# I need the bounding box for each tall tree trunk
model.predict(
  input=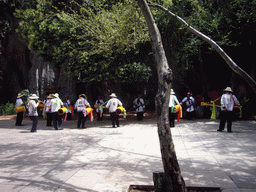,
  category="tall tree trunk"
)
[137,0,187,191]
[149,2,256,95]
